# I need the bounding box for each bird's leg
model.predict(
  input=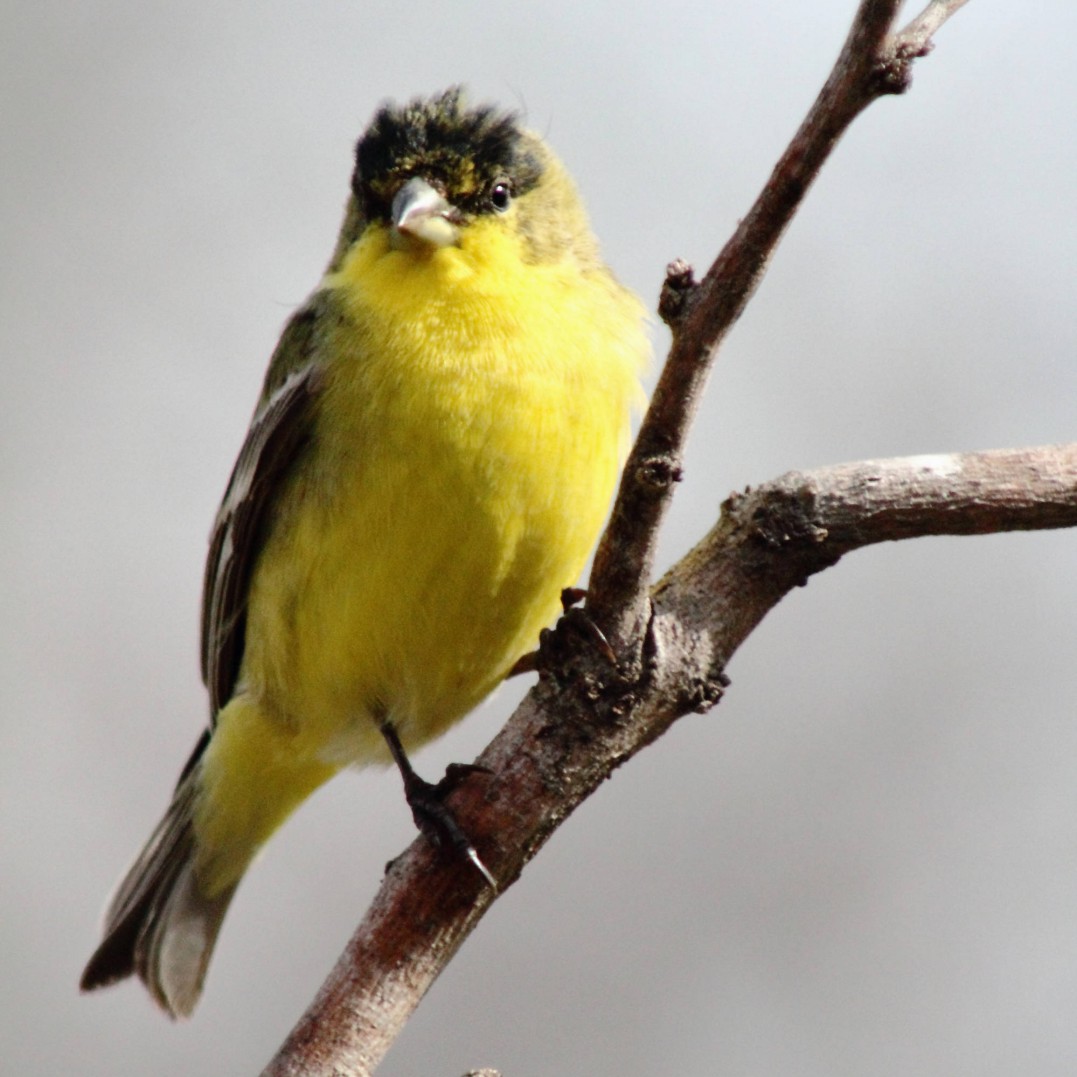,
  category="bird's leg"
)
[379,719,496,890]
